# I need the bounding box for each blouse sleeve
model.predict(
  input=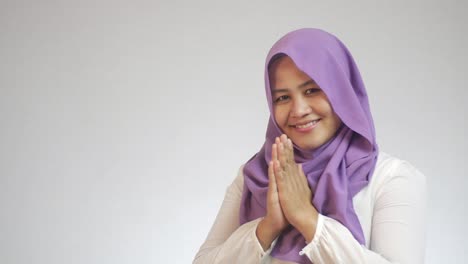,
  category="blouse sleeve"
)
[193,165,272,264]
[299,160,427,264]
